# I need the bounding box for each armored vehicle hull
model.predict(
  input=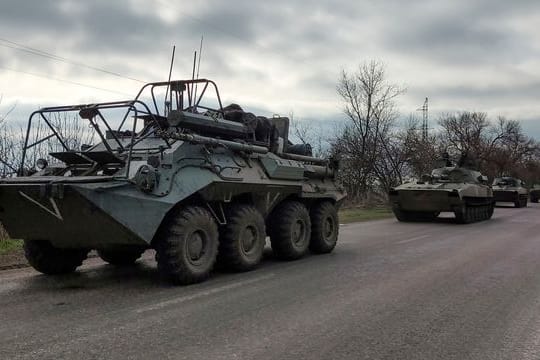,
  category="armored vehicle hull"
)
[492,177,528,207]
[0,79,345,284]
[389,166,494,223]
